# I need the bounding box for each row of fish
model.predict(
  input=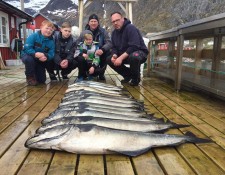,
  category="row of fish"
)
[25,81,211,157]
